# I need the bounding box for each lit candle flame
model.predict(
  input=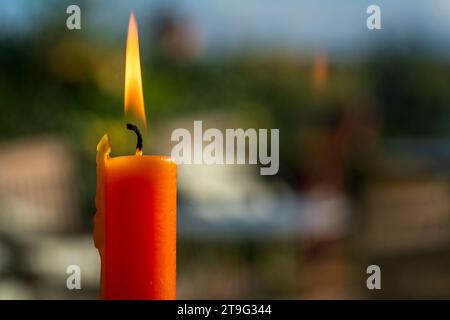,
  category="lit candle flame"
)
[124,12,147,129]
